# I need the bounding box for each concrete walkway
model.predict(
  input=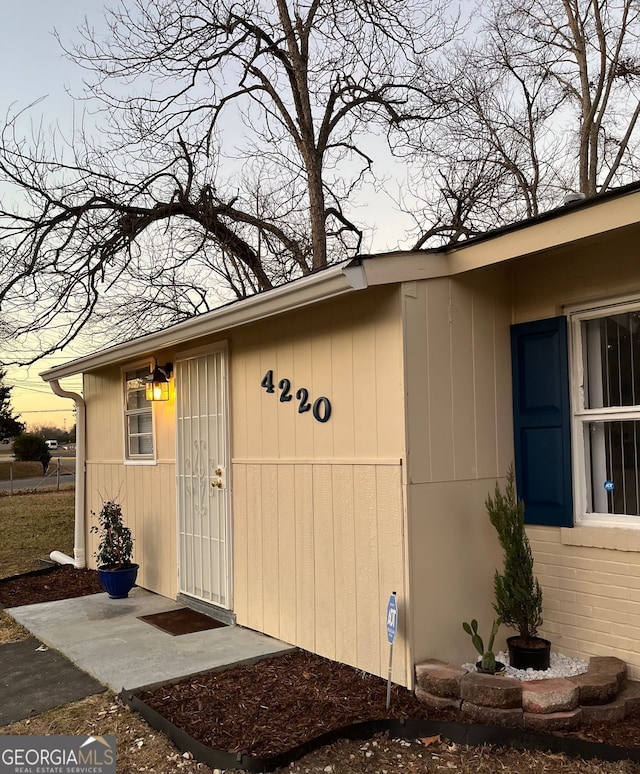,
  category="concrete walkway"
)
[1,637,104,725]
[9,588,293,692]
